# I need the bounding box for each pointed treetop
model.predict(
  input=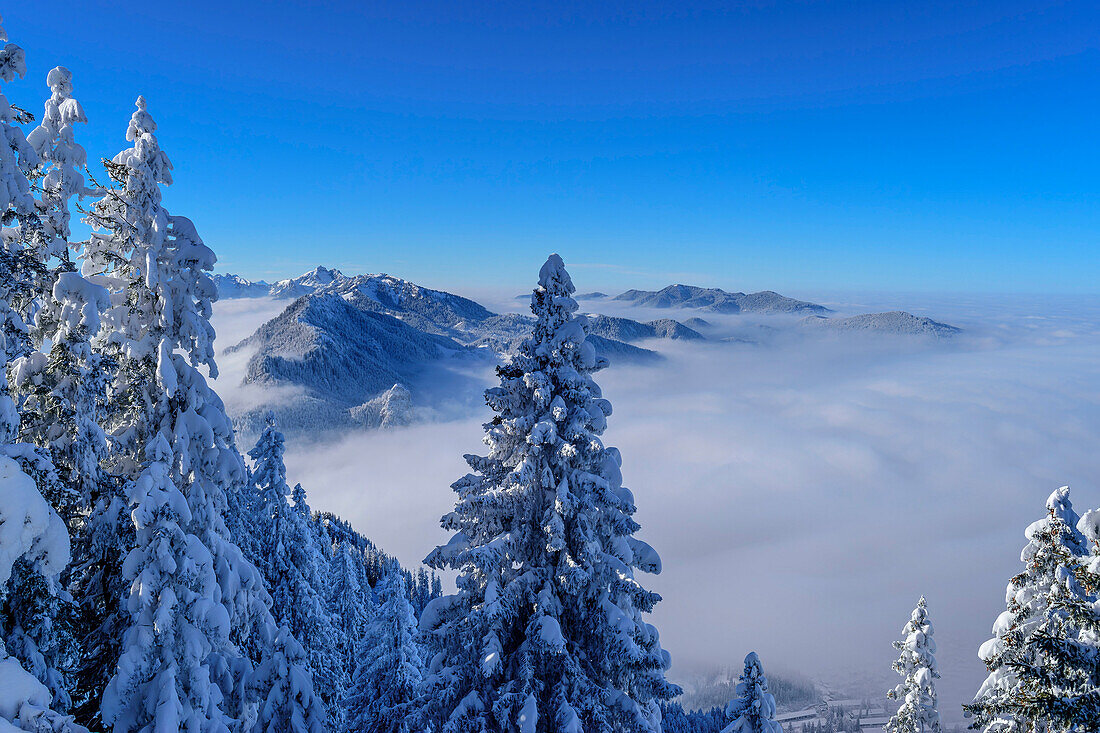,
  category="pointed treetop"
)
[538,253,573,292]
[1046,485,1078,523]
[530,252,579,319]
[1026,485,1086,556]
[126,95,156,141]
